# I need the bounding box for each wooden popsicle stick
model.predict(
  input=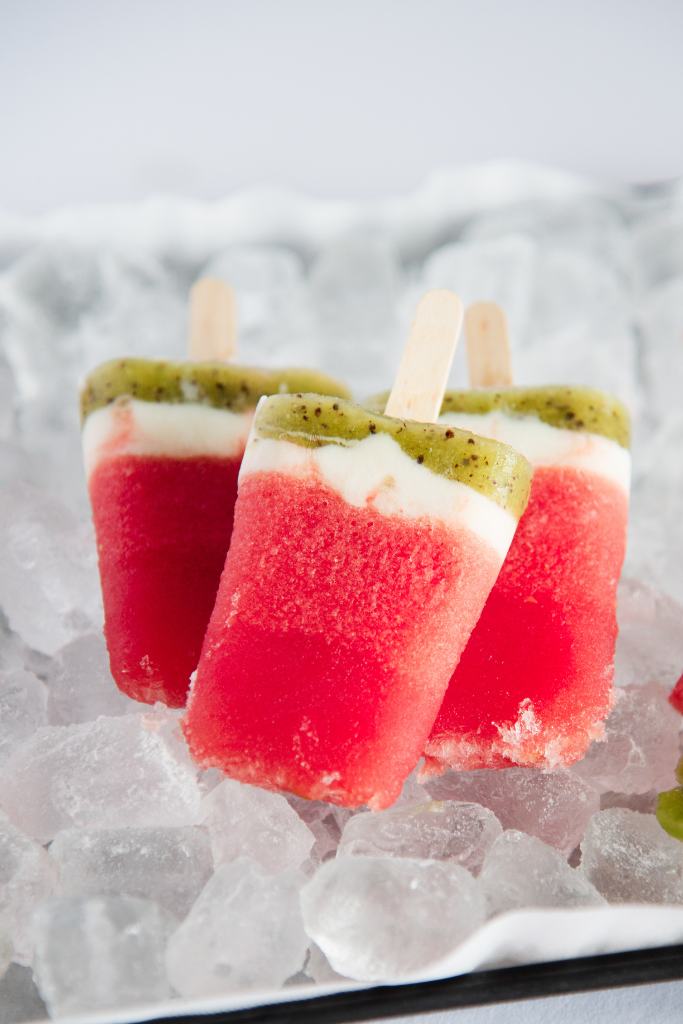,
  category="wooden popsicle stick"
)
[188,277,238,362]
[384,289,463,423]
[465,301,513,388]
